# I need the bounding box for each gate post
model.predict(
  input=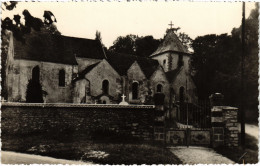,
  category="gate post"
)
[210,93,224,148]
